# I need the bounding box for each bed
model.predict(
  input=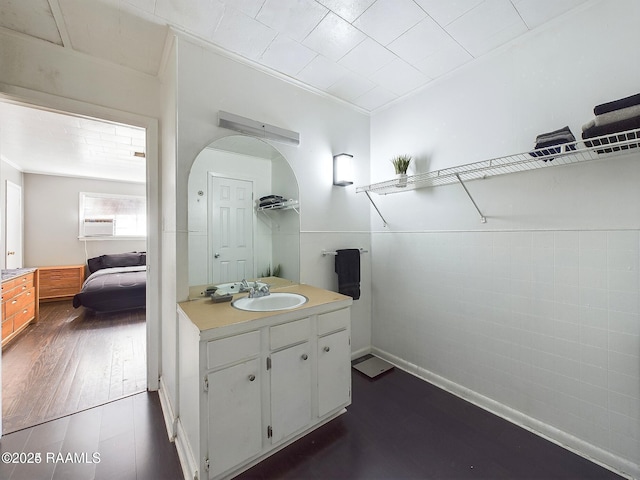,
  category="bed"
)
[72,252,146,312]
